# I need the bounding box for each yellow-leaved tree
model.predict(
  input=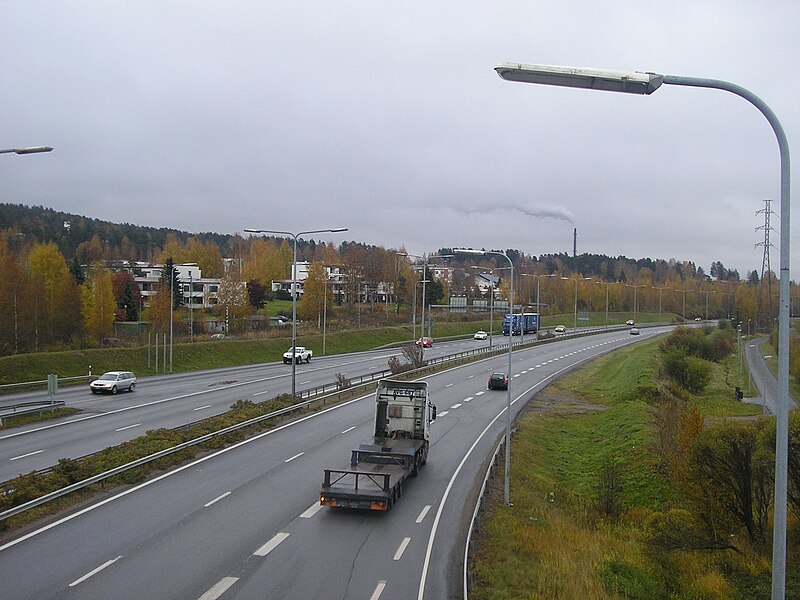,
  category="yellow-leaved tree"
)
[81,262,116,343]
[298,262,327,322]
[27,241,82,349]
